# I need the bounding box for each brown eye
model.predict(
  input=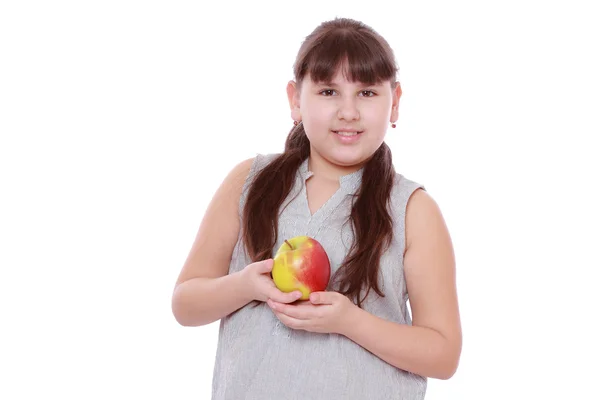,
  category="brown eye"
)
[360,90,375,97]
[320,89,335,96]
